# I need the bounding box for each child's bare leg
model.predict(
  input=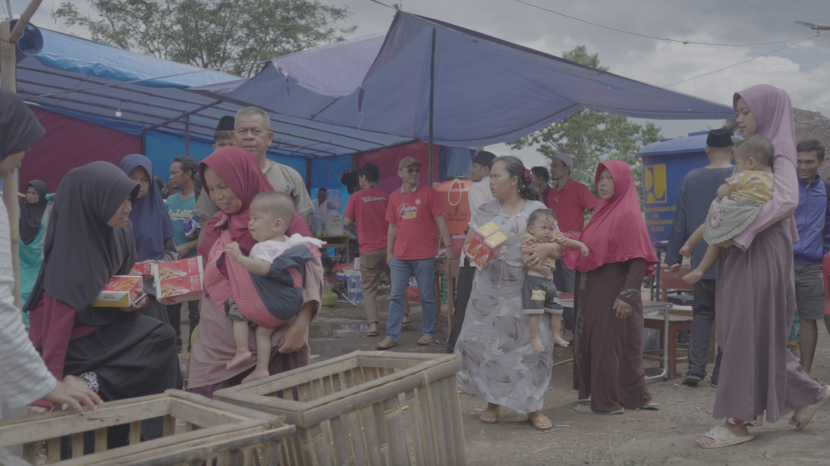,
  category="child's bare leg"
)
[226,320,252,370]
[680,224,706,258]
[242,326,274,383]
[683,244,721,284]
[528,314,545,352]
[550,313,569,347]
